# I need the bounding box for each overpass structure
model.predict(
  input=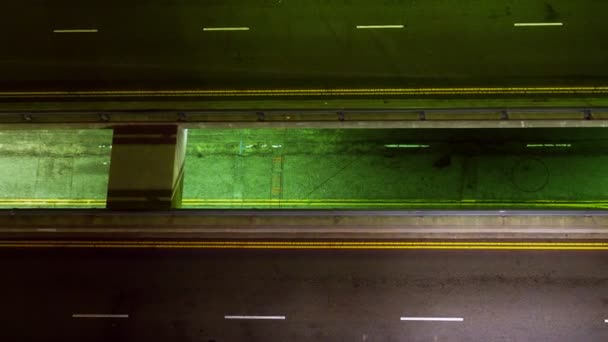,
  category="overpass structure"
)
[2,0,608,340]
